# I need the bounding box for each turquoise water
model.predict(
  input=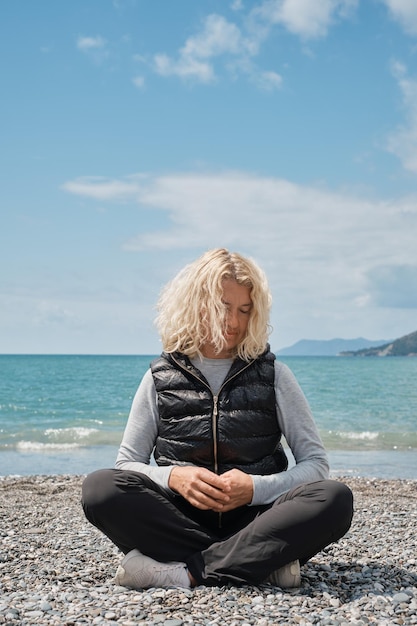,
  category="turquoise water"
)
[1,354,416,478]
